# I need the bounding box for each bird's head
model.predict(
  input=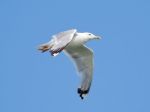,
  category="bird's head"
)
[84,32,102,40]
[76,32,102,44]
